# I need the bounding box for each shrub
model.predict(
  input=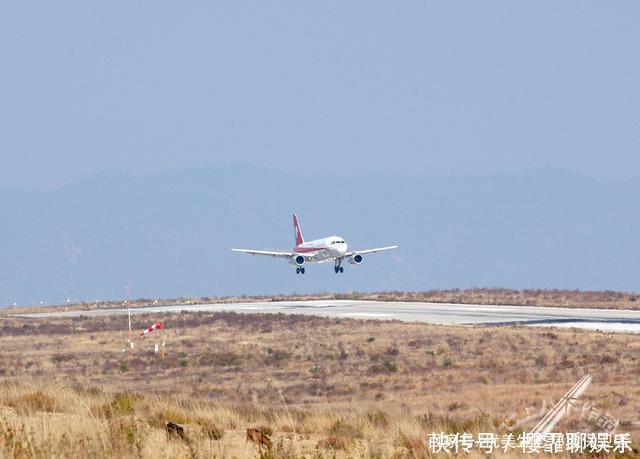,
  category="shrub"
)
[51,353,75,364]
[10,391,56,414]
[447,401,467,412]
[147,407,190,429]
[399,433,428,457]
[383,360,398,372]
[271,351,290,361]
[418,412,491,434]
[264,350,291,365]
[107,417,145,455]
[197,418,224,440]
[318,419,363,450]
[111,393,136,416]
[198,352,242,367]
[365,409,389,427]
[385,346,400,356]
[535,355,547,368]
